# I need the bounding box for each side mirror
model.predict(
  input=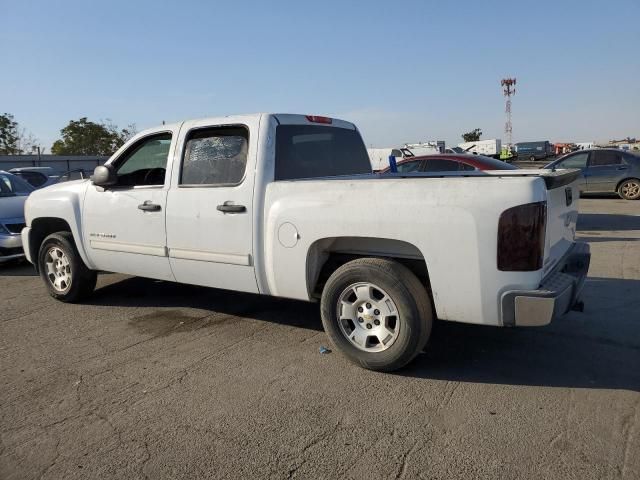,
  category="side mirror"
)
[91,165,117,187]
